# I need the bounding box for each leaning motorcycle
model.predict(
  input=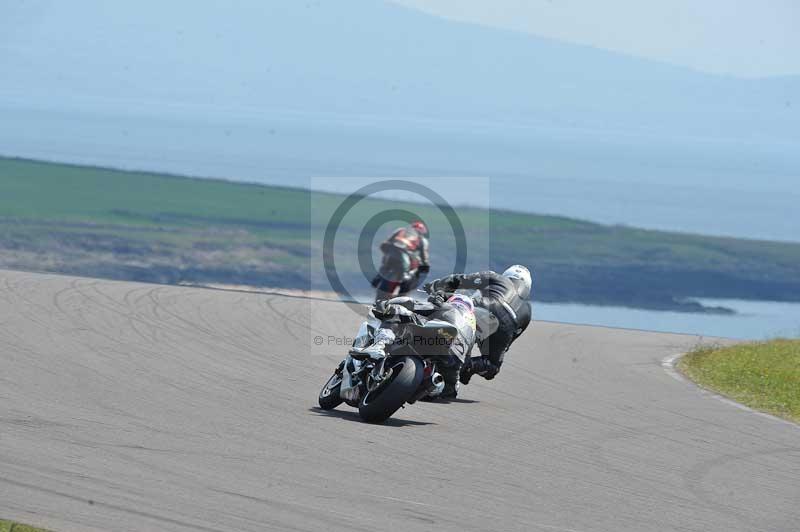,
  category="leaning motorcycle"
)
[317,304,458,423]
